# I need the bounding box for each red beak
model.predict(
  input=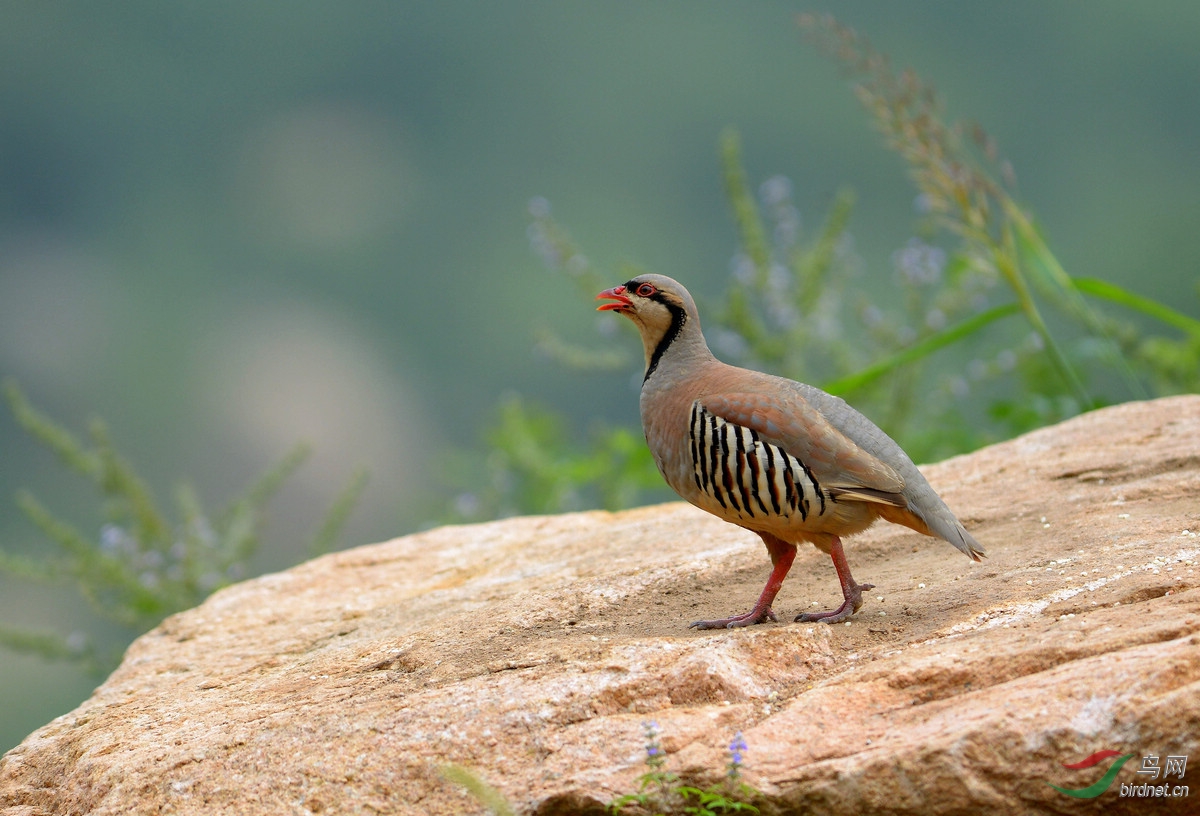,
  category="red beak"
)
[596,285,633,313]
